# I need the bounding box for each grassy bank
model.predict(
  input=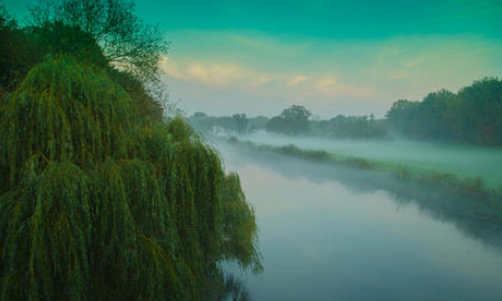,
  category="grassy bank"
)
[227,137,502,222]
[242,133,502,188]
